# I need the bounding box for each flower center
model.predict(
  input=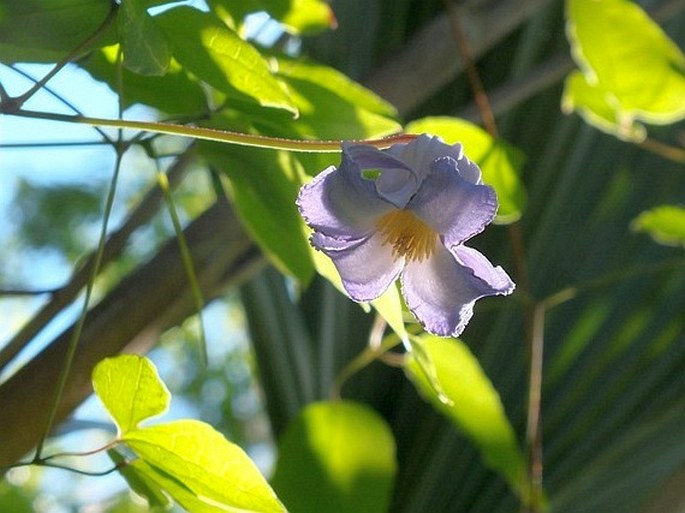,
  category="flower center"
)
[376,210,437,262]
